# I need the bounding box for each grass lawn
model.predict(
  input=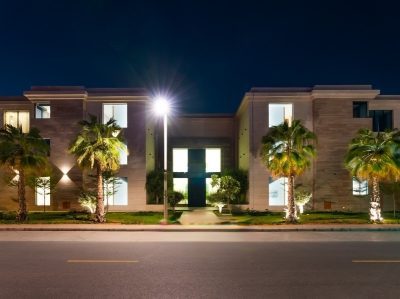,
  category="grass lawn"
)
[0,211,182,224]
[216,211,400,225]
